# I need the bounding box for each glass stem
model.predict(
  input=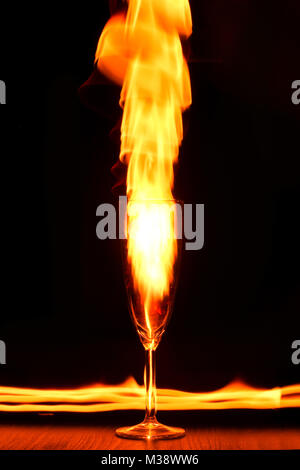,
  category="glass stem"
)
[144,347,157,423]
